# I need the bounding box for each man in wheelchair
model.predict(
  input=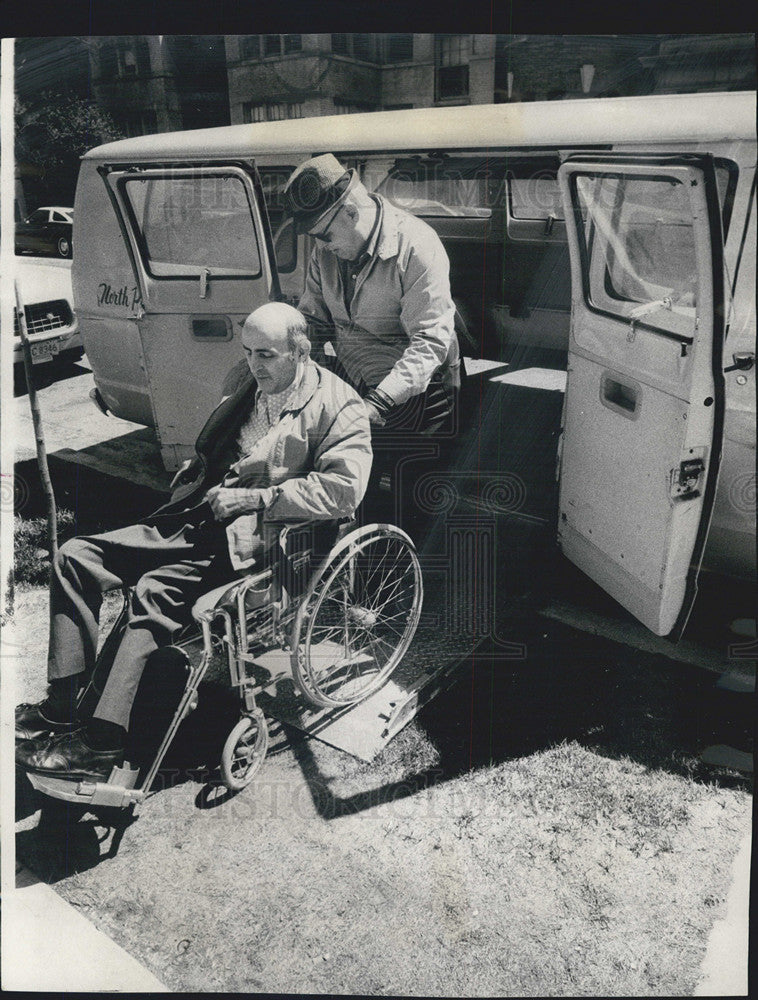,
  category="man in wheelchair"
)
[16,302,373,782]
